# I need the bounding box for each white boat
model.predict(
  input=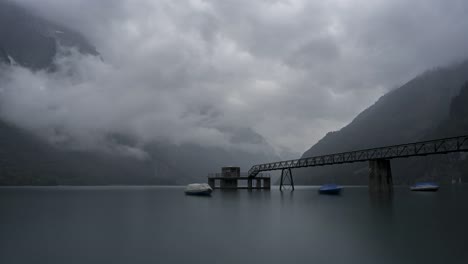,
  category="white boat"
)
[184,183,213,196]
[410,182,439,192]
